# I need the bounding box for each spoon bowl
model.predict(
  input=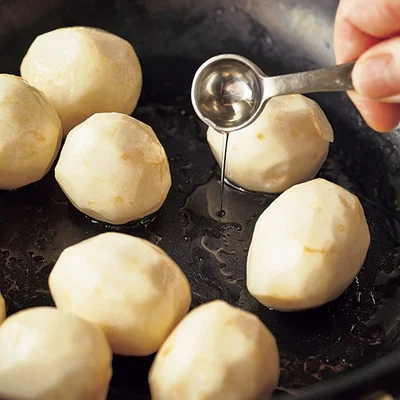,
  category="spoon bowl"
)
[191,55,265,132]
